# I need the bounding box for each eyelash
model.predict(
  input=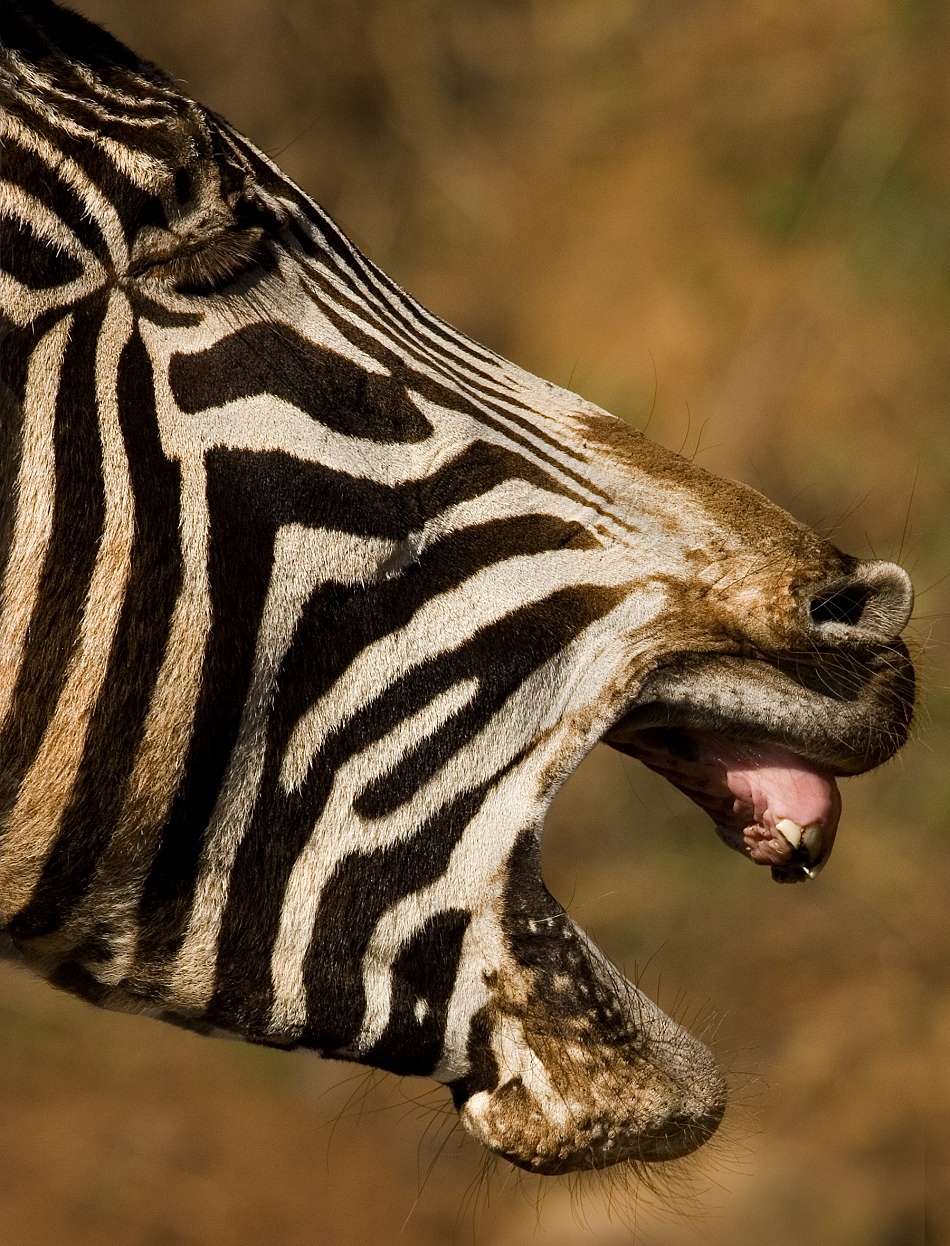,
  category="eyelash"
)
[129,225,268,294]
